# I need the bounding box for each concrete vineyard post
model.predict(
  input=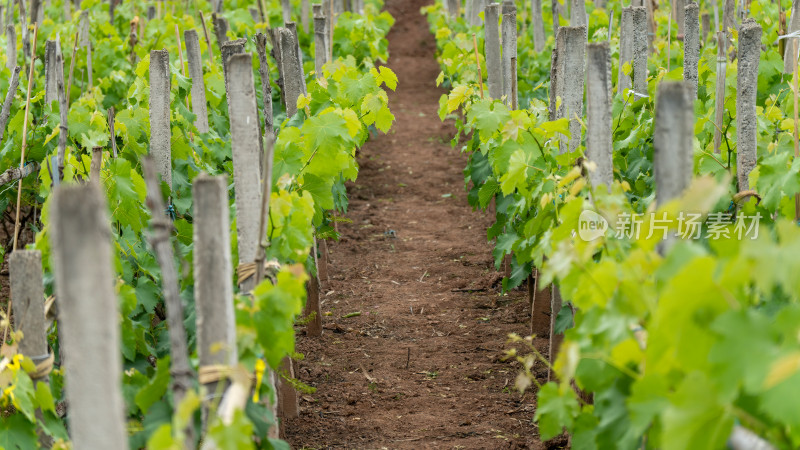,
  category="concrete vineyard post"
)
[786,0,800,74]
[303,269,323,337]
[471,0,486,26]
[20,0,29,62]
[632,6,648,95]
[548,287,564,381]
[193,174,237,421]
[185,30,210,134]
[43,41,57,105]
[501,5,517,107]
[484,3,502,100]
[50,184,128,450]
[255,33,275,140]
[221,38,245,84]
[446,0,460,19]
[278,357,300,418]
[79,11,92,90]
[570,0,586,27]
[55,45,67,177]
[313,8,328,77]
[302,0,310,32]
[548,48,558,121]
[654,82,693,206]
[141,157,195,445]
[108,107,117,157]
[675,0,686,38]
[6,24,15,70]
[714,30,727,154]
[586,42,613,189]
[227,53,263,294]
[9,251,48,370]
[551,0,560,41]
[722,0,736,36]
[279,27,307,117]
[282,0,291,24]
[702,12,710,43]
[213,13,229,53]
[554,26,586,153]
[530,0,544,52]
[736,19,761,191]
[684,3,700,100]
[90,146,102,183]
[287,22,303,66]
[149,49,172,189]
[618,7,633,95]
